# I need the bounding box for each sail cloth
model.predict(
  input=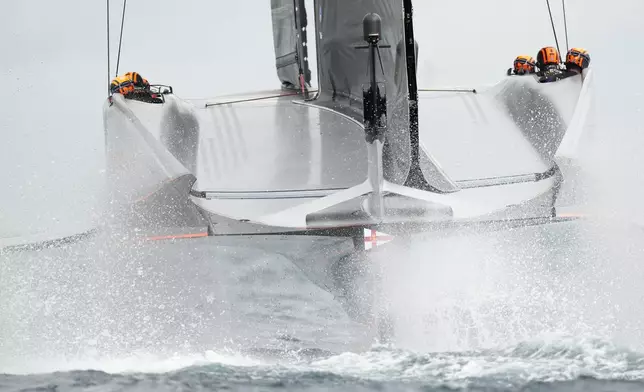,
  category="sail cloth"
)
[313,0,412,186]
[270,0,311,90]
